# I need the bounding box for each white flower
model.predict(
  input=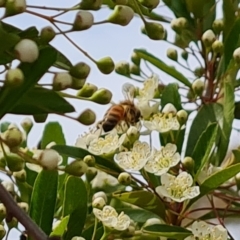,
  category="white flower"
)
[88,130,126,156]
[115,141,152,171]
[184,221,228,240]
[156,172,200,202]
[162,103,177,114]
[144,143,181,176]
[138,74,159,101]
[143,112,180,133]
[91,170,118,189]
[75,129,101,149]
[93,205,130,231]
[137,100,159,119]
